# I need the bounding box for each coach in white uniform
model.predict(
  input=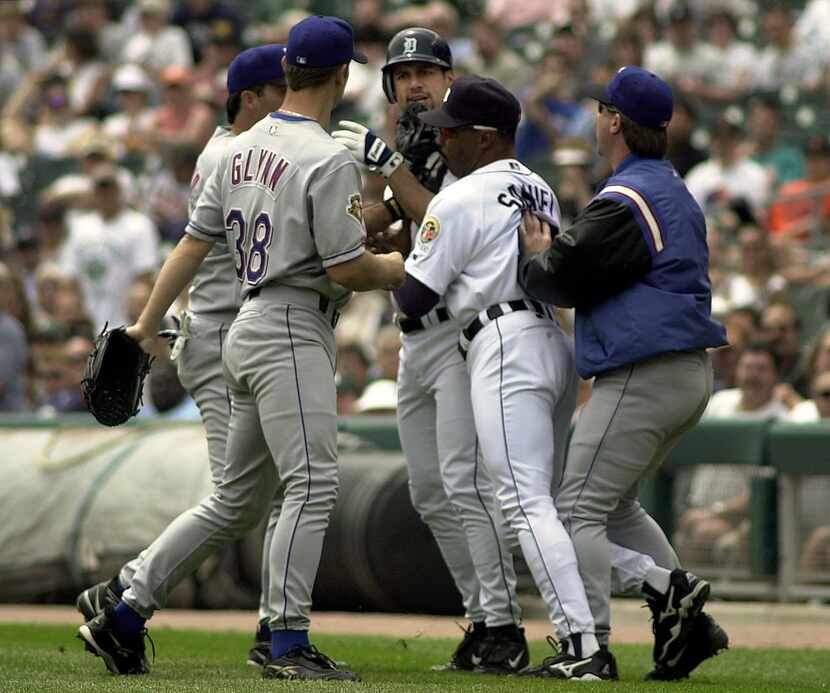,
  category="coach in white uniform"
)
[333,28,526,673]
[396,75,672,682]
